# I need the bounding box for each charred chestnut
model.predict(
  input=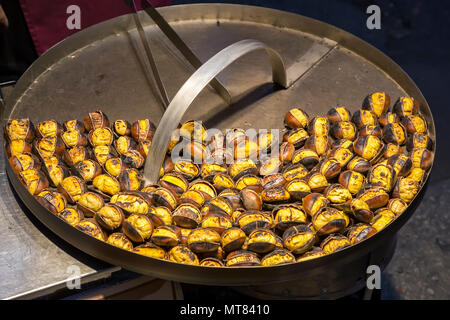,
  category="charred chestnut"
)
[323,184,352,208]
[347,223,377,245]
[302,193,329,217]
[357,187,389,210]
[382,143,403,159]
[188,180,217,201]
[383,123,406,145]
[210,173,235,193]
[349,198,373,223]
[76,219,106,241]
[307,116,329,137]
[151,225,181,247]
[352,109,378,128]
[92,145,115,165]
[392,177,419,203]
[5,118,34,142]
[6,139,32,157]
[92,174,121,197]
[362,92,390,117]
[368,163,395,192]
[179,120,208,142]
[172,204,202,229]
[261,186,290,204]
[133,243,167,259]
[9,153,41,173]
[285,179,311,200]
[219,189,242,210]
[371,208,396,232]
[379,112,400,127]
[328,147,353,167]
[401,114,427,134]
[393,97,419,117]
[240,188,263,211]
[112,120,131,136]
[110,192,150,215]
[36,120,62,138]
[200,163,227,179]
[330,121,357,140]
[159,172,189,195]
[151,187,178,210]
[359,125,382,138]
[61,130,88,148]
[225,250,260,267]
[305,172,329,193]
[221,227,246,252]
[279,142,295,163]
[107,233,133,251]
[200,258,224,267]
[36,190,67,214]
[353,134,384,162]
[407,167,425,184]
[64,120,85,133]
[179,190,206,209]
[77,192,104,217]
[122,150,144,169]
[387,154,412,178]
[261,249,295,266]
[296,248,327,262]
[406,133,433,152]
[237,211,273,235]
[71,159,101,183]
[114,135,135,155]
[319,158,341,180]
[168,245,199,265]
[58,208,83,226]
[34,136,65,158]
[259,157,282,176]
[292,148,319,170]
[304,134,329,156]
[273,204,308,231]
[410,148,433,170]
[174,159,200,181]
[346,156,371,173]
